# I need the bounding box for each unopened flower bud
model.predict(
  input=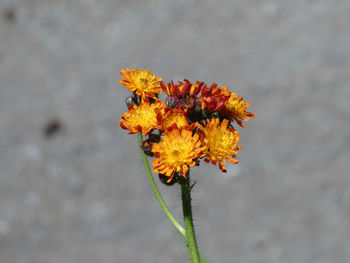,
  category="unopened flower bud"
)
[142,139,154,156]
[194,105,202,114]
[159,173,177,186]
[125,97,134,107]
[166,96,177,108]
[210,112,220,119]
[148,133,161,143]
[134,94,141,105]
[202,109,209,119]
